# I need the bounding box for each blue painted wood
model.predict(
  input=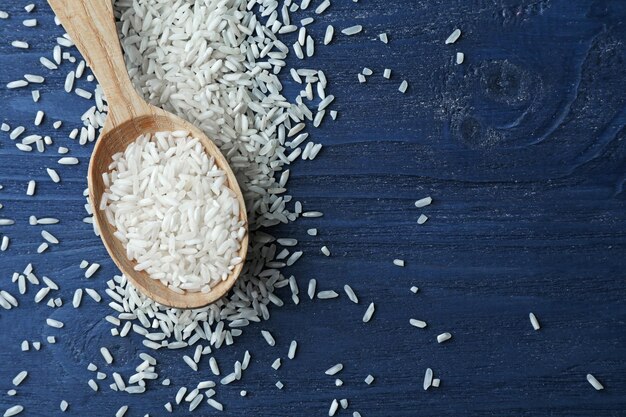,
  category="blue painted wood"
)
[1,1,625,416]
